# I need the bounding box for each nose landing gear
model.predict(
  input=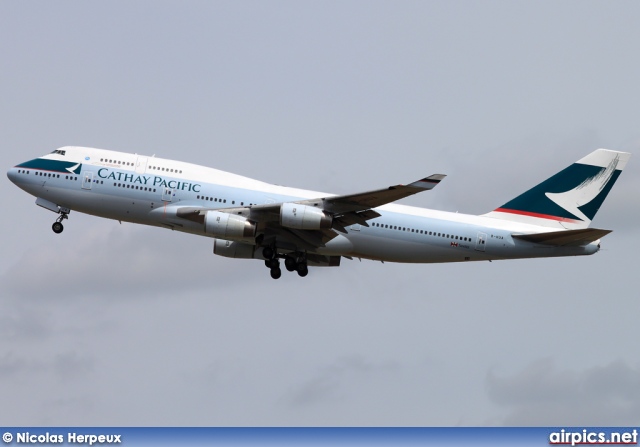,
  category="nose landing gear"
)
[51,211,69,234]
